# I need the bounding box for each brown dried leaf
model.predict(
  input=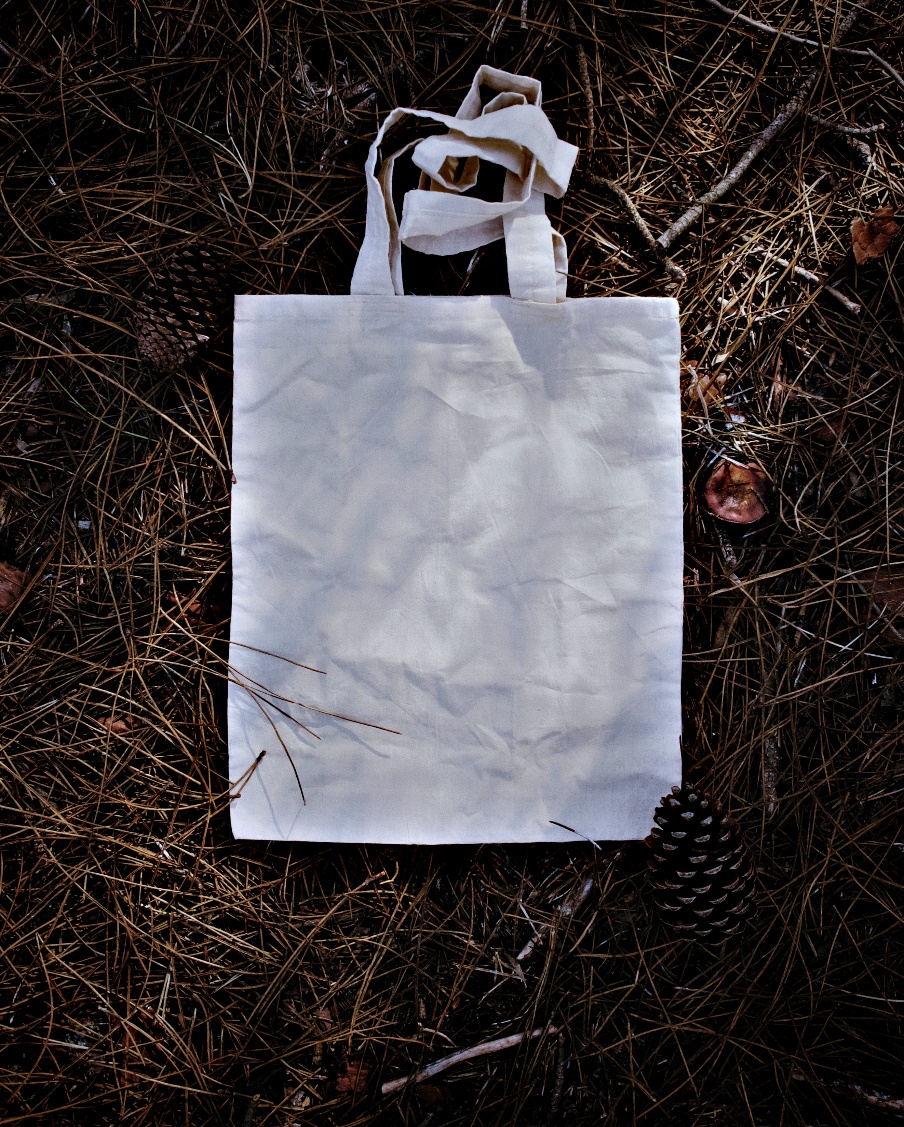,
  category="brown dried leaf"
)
[166,590,223,628]
[851,205,900,265]
[415,1082,448,1106]
[99,715,139,735]
[684,364,727,404]
[703,461,769,524]
[871,571,904,616]
[862,568,904,643]
[167,591,203,618]
[335,1060,370,1094]
[812,416,844,444]
[0,562,26,613]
